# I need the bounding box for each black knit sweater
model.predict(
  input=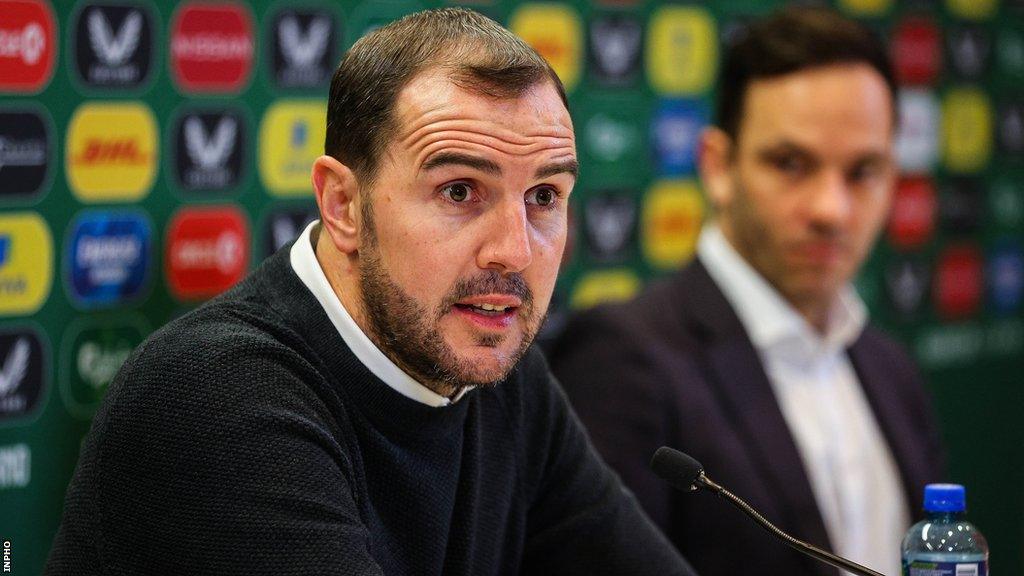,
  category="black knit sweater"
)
[45,245,693,576]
